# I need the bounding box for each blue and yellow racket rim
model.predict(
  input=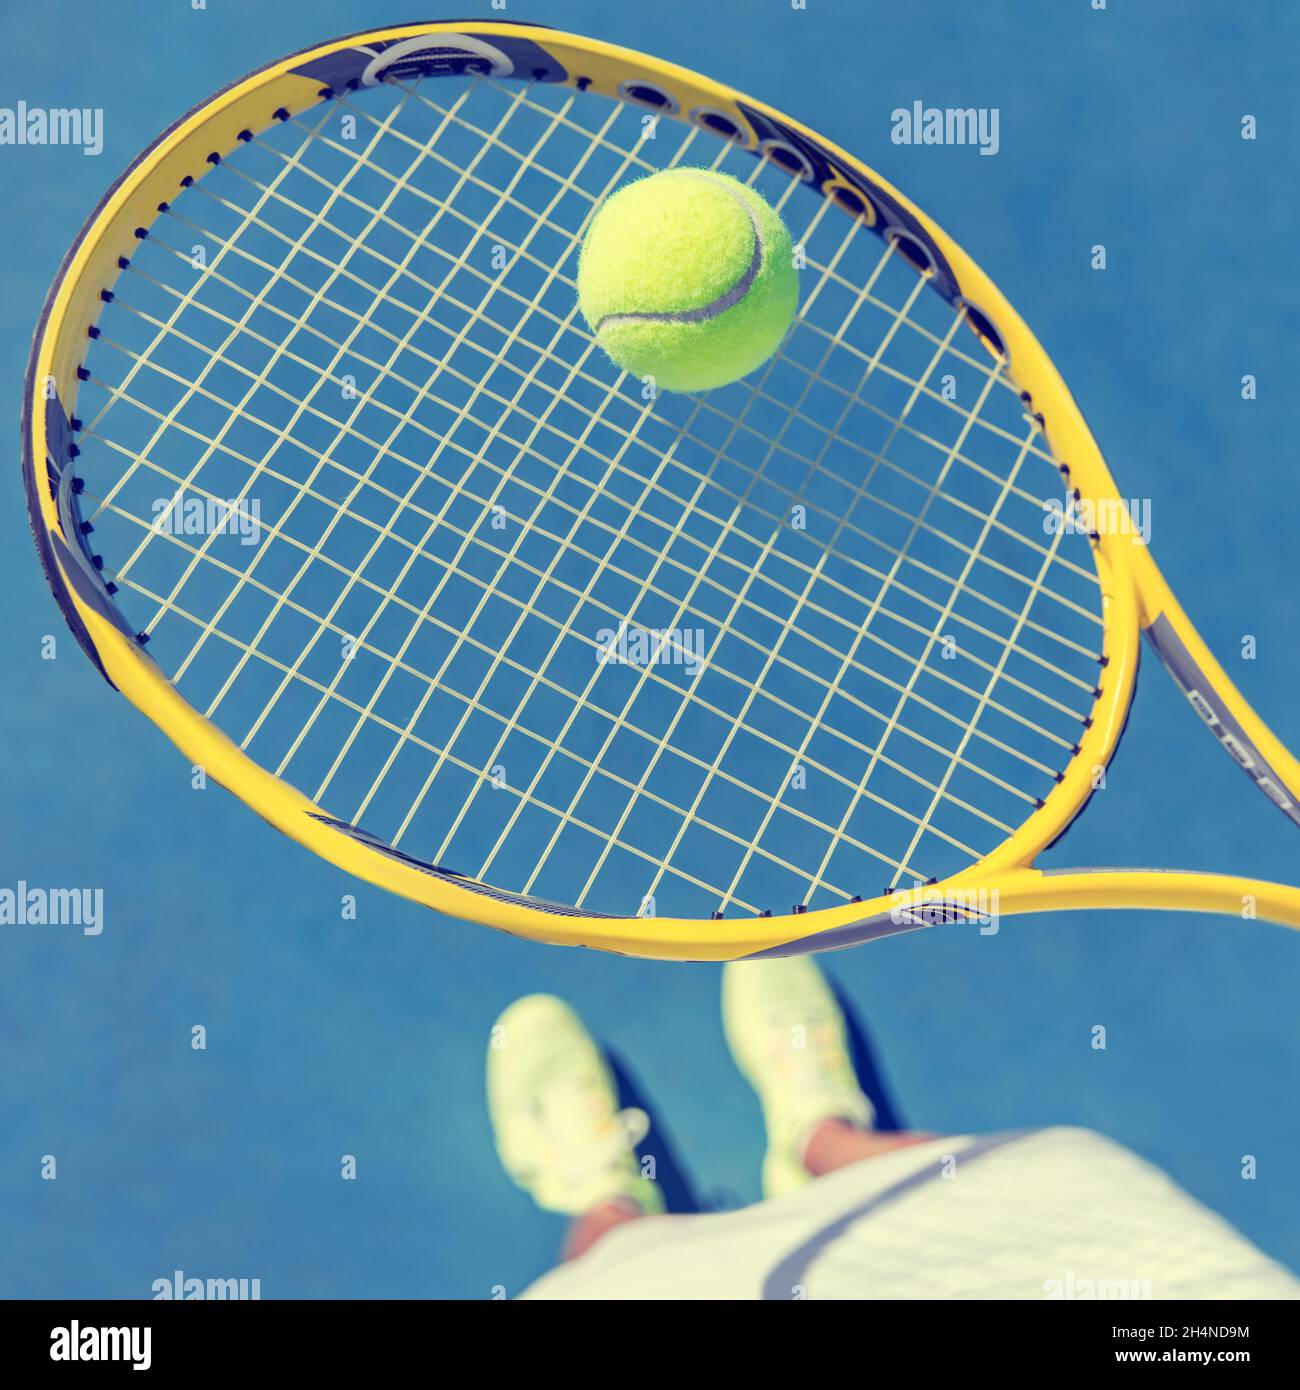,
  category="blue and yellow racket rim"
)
[25,22,1300,957]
